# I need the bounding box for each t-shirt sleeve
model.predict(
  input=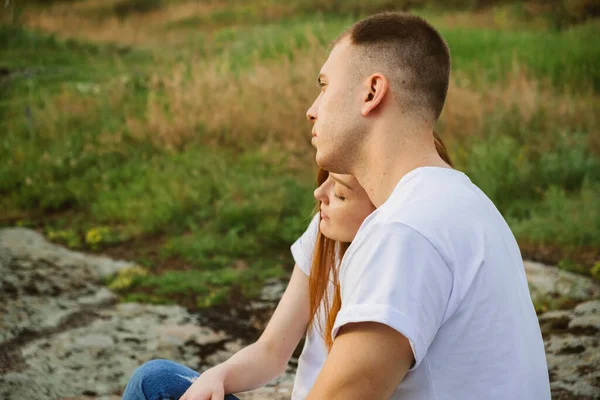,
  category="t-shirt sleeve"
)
[290,214,320,276]
[331,223,452,370]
